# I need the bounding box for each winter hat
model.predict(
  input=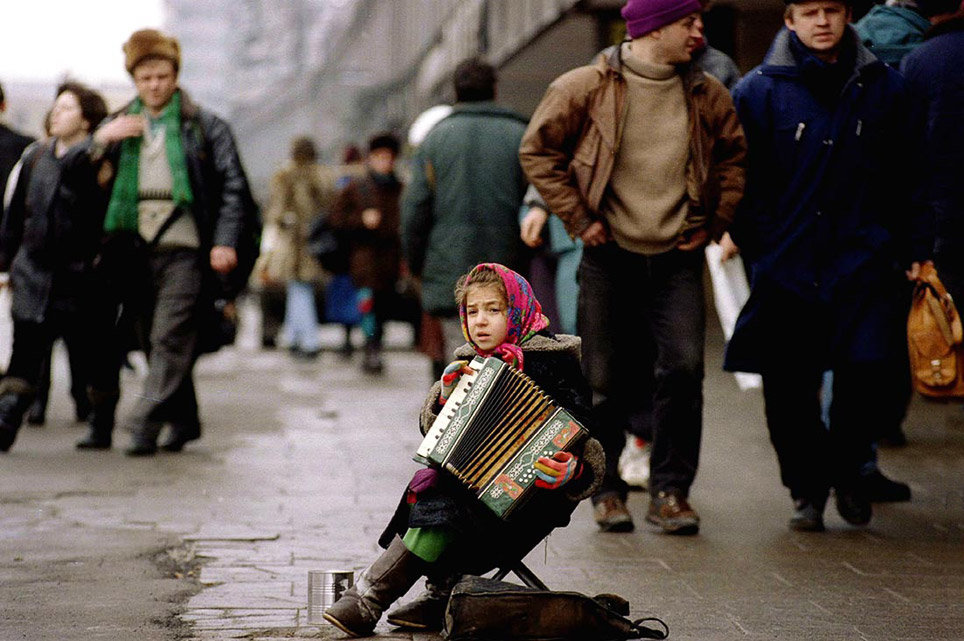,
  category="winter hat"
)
[123,29,181,74]
[621,0,703,38]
